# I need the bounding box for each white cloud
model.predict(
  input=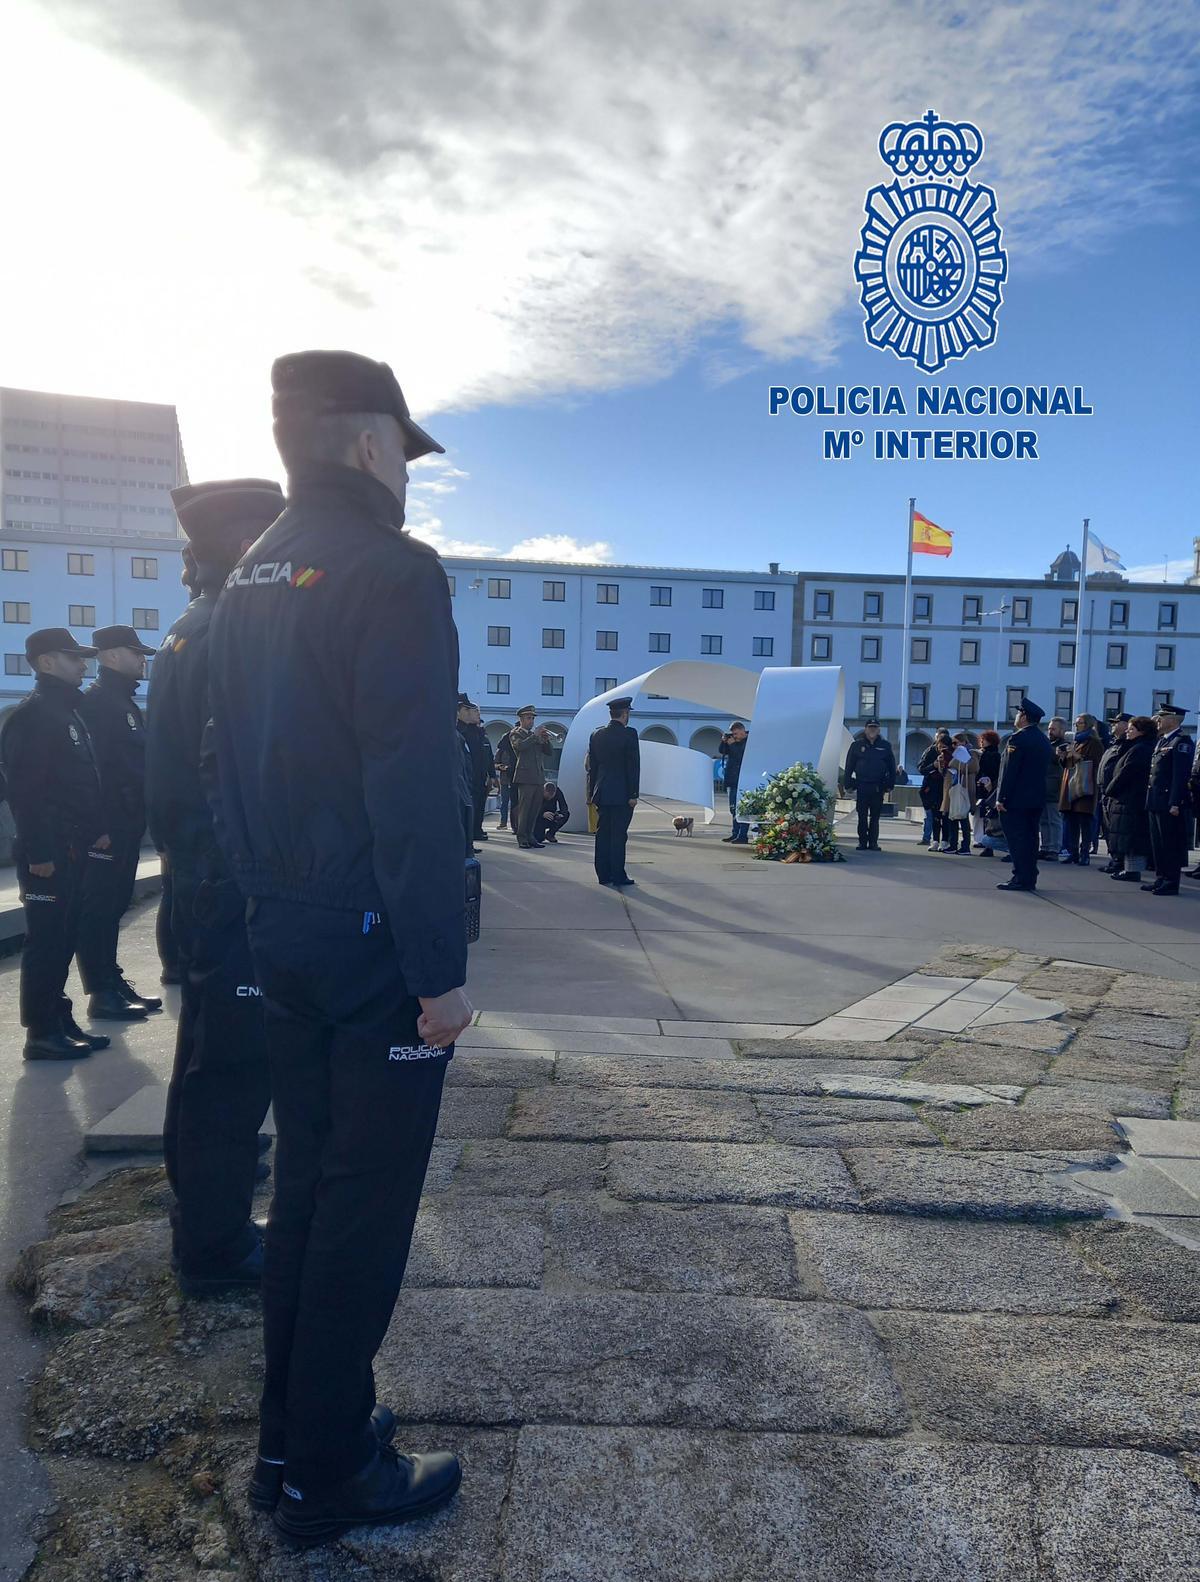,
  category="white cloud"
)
[1123,558,1195,584]
[5,0,1197,482]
